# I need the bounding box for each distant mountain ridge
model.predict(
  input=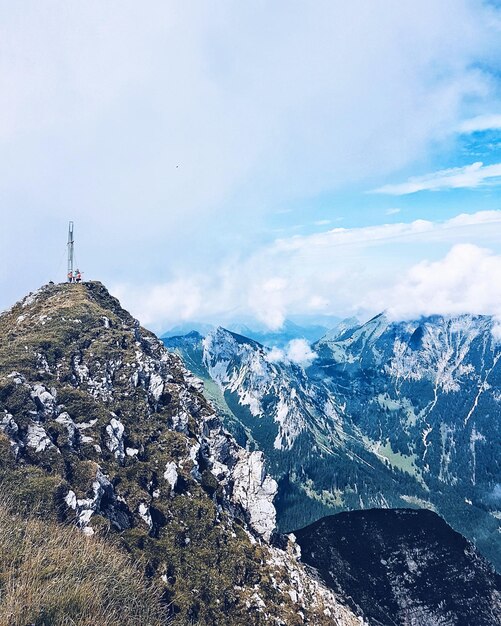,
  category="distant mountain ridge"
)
[162,318,335,348]
[165,313,501,572]
[310,312,501,568]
